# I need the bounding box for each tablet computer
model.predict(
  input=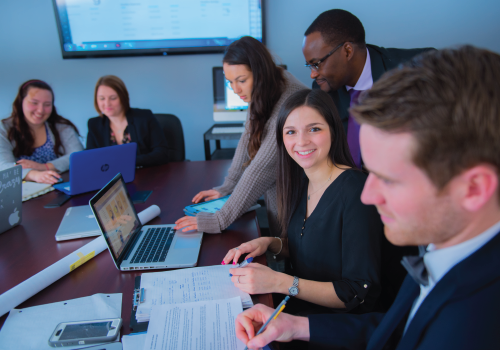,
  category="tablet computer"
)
[184,195,231,215]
